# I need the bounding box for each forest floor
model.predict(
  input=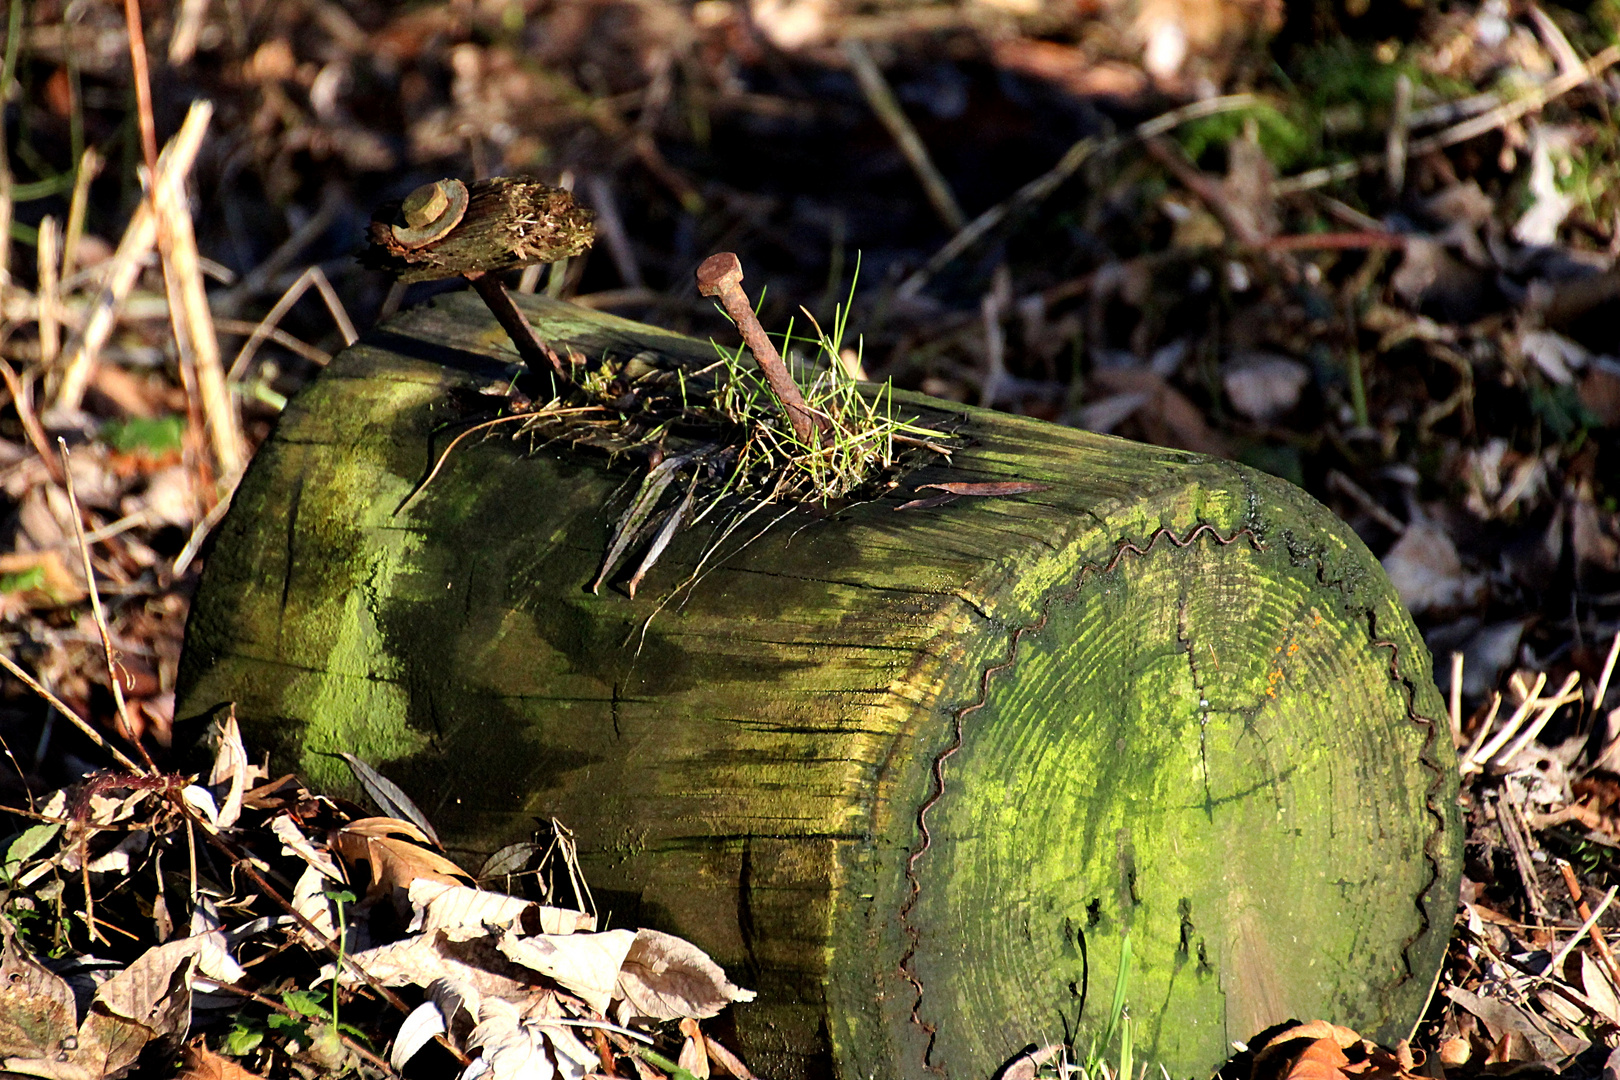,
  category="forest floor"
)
[2,0,1620,1077]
